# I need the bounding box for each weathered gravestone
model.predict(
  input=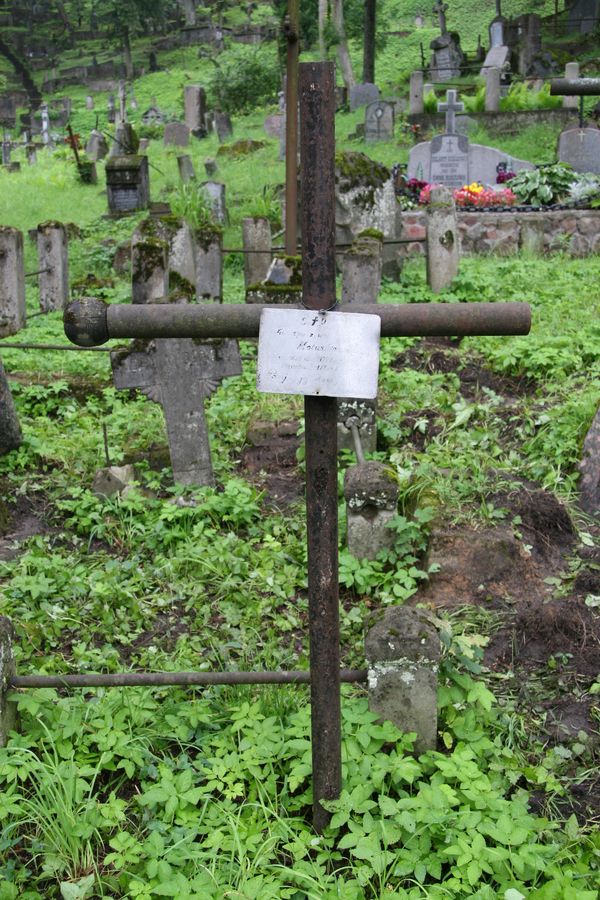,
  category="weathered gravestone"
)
[203,181,226,224]
[242,216,272,288]
[142,102,164,126]
[1,142,10,167]
[106,156,150,214]
[344,461,399,560]
[214,111,233,142]
[184,85,206,136]
[349,82,379,111]
[37,221,69,311]
[163,121,190,147]
[109,122,139,158]
[0,226,25,336]
[364,100,394,142]
[85,129,108,161]
[177,154,195,183]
